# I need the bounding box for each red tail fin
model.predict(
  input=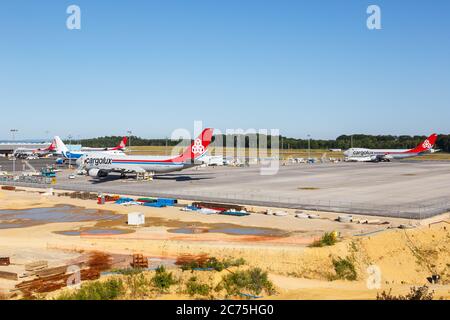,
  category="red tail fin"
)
[408,134,437,153]
[44,139,56,151]
[174,128,214,162]
[112,137,128,150]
